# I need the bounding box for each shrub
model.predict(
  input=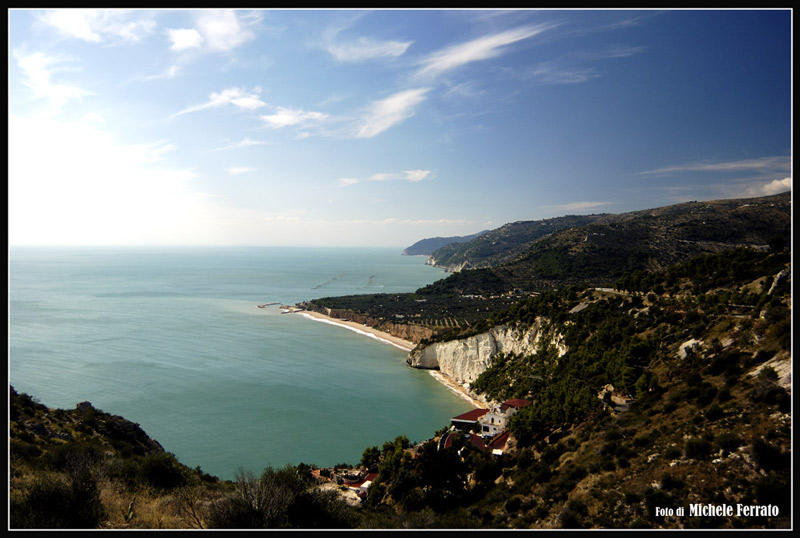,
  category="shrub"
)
[704,404,724,421]
[714,432,742,452]
[504,495,522,514]
[684,438,712,460]
[751,439,789,472]
[11,471,104,529]
[558,506,583,529]
[46,442,103,472]
[750,373,789,410]
[752,473,790,514]
[139,452,187,490]
[206,465,356,529]
[660,472,684,491]
[10,439,42,462]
